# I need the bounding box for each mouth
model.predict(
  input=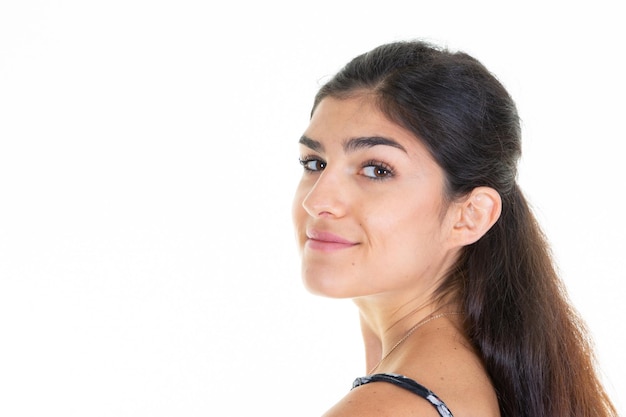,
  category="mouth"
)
[305,230,358,252]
